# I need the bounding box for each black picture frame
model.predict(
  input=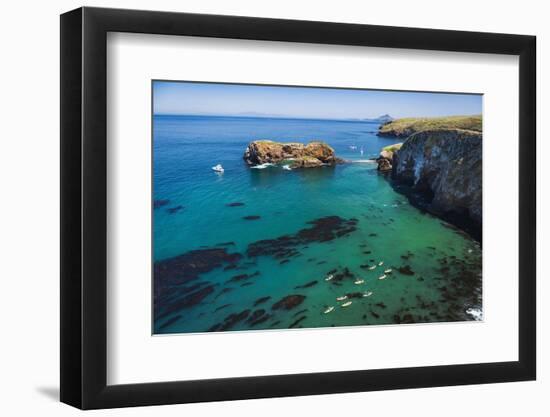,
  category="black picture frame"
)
[60,6,536,410]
